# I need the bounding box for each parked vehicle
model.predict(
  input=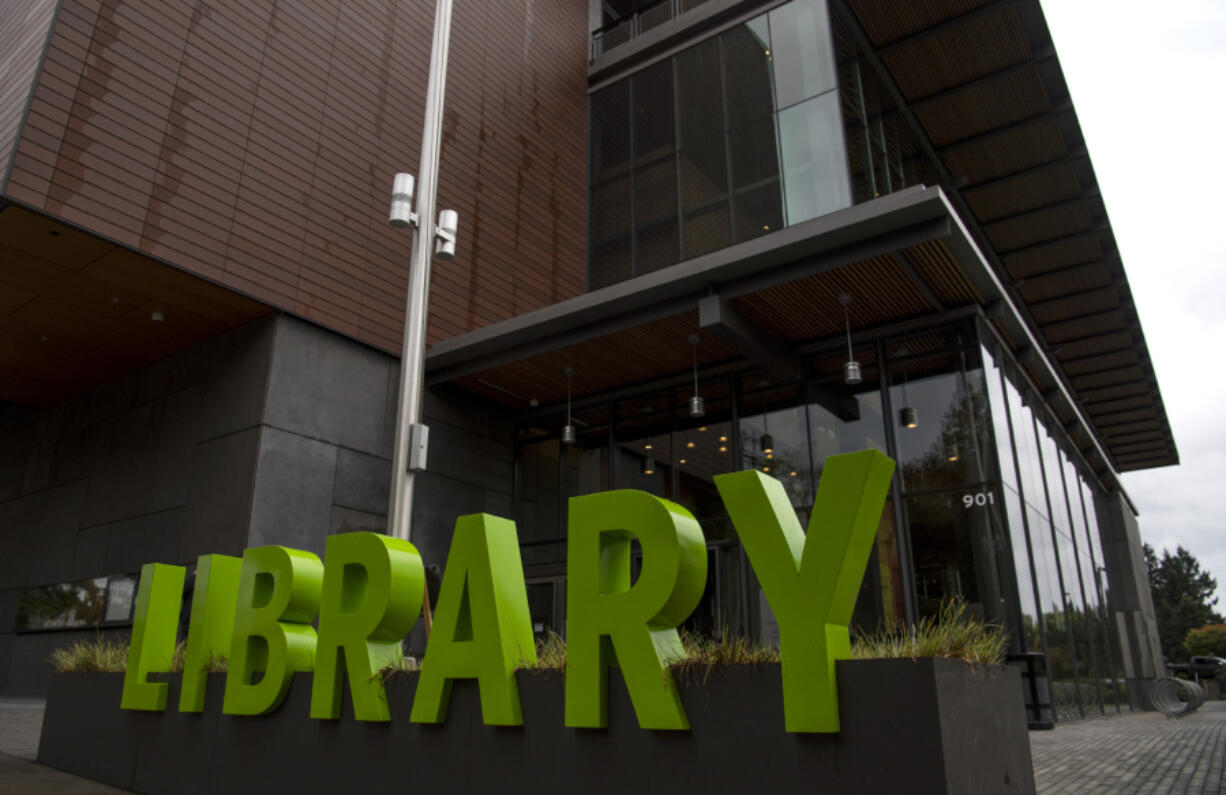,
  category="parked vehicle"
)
[1166,656,1226,679]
